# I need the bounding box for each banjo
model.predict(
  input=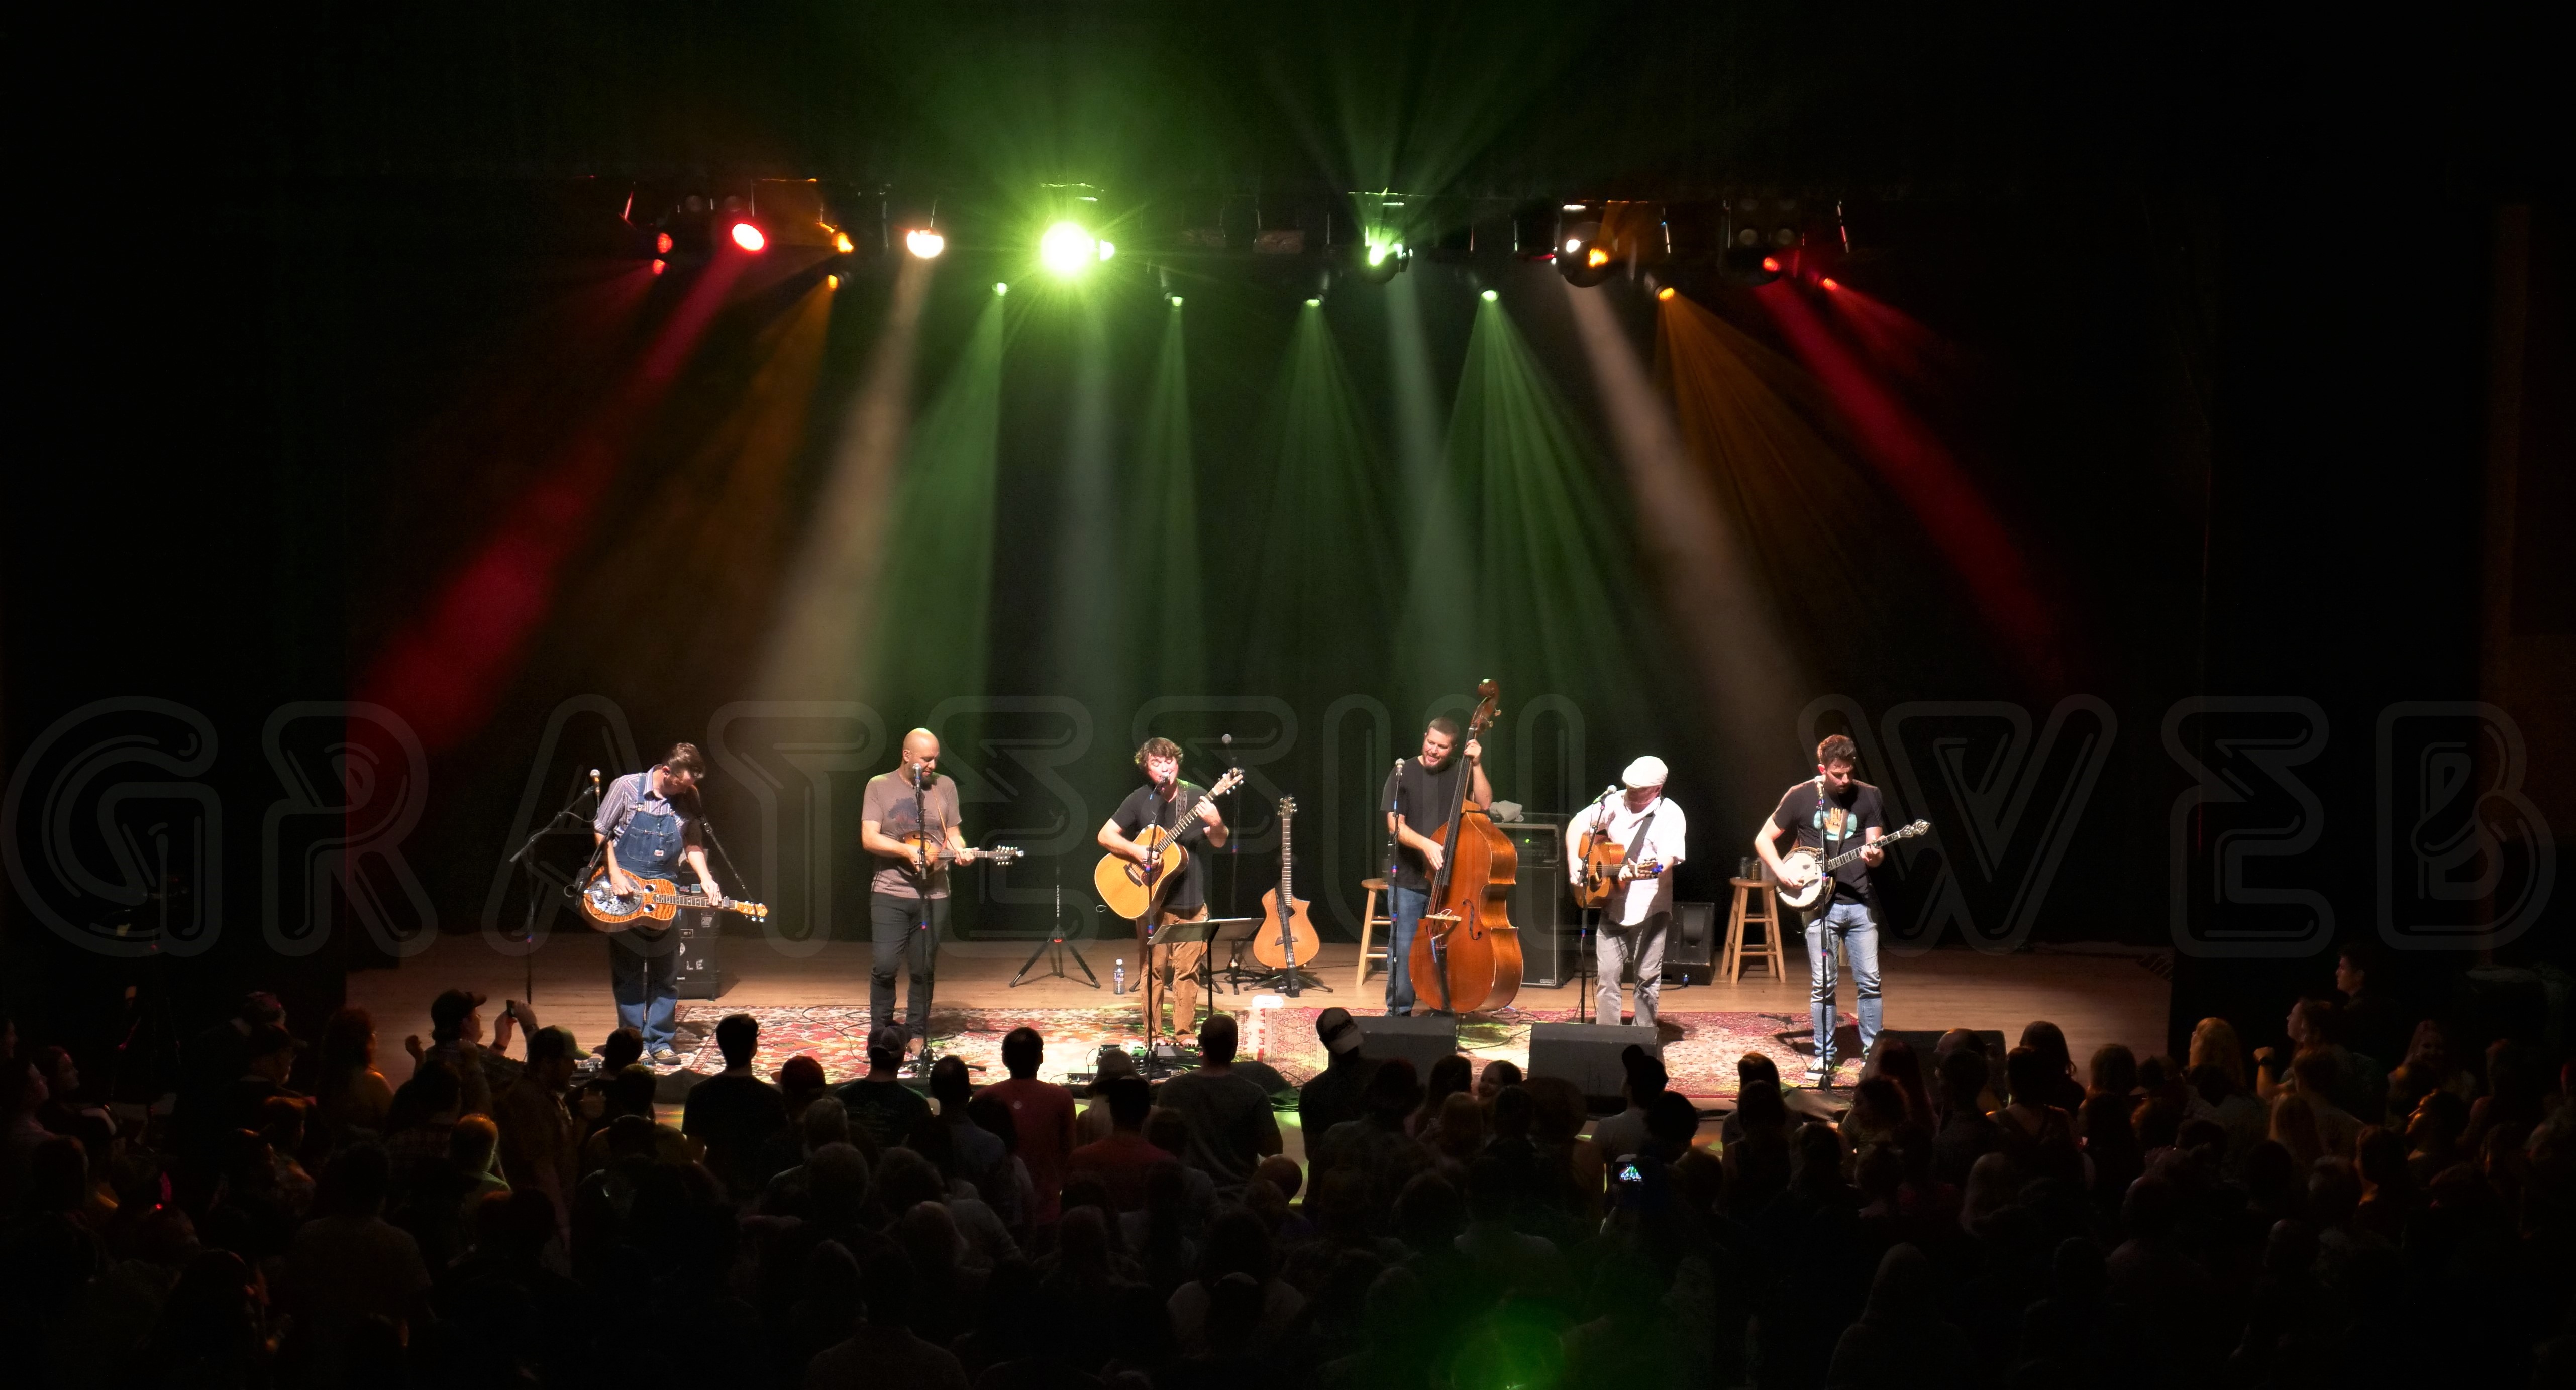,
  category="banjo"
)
[1774,818,1931,912]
